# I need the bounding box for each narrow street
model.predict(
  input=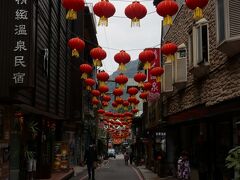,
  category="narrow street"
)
[71,155,143,180]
